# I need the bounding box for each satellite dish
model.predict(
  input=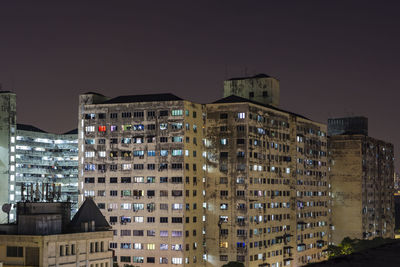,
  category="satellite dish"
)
[2,203,11,213]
